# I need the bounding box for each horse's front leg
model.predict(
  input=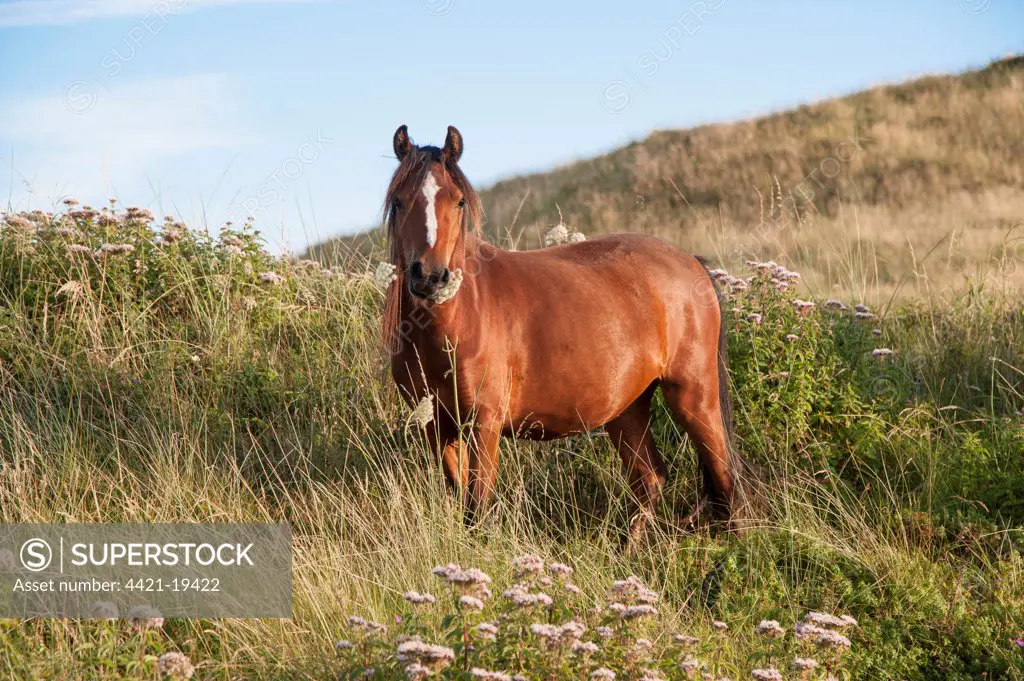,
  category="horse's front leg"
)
[464,420,501,526]
[427,427,468,497]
